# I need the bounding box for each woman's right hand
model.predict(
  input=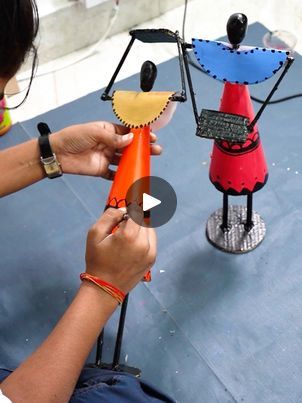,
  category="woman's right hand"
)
[0,210,156,403]
[85,208,156,294]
